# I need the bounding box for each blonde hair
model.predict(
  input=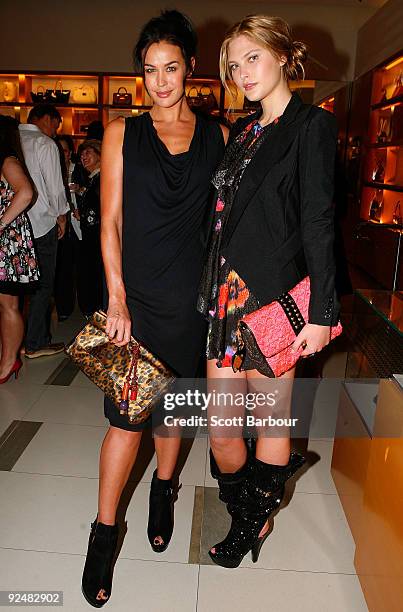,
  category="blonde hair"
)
[219,15,307,101]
